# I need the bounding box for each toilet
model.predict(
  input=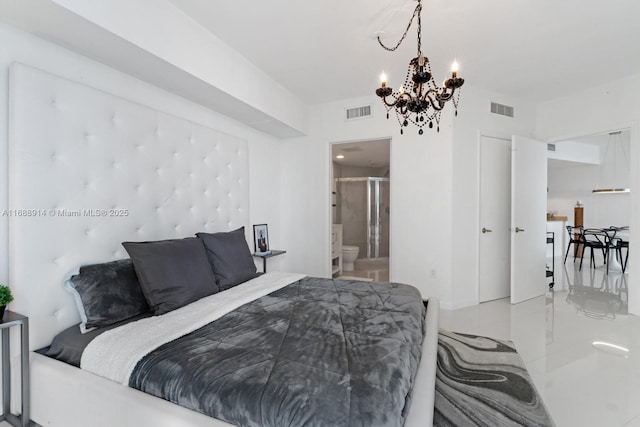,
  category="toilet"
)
[342,245,360,271]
